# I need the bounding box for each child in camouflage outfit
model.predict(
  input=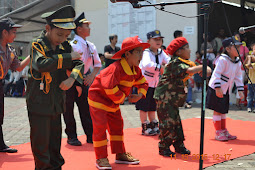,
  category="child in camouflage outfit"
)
[154,37,211,157]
